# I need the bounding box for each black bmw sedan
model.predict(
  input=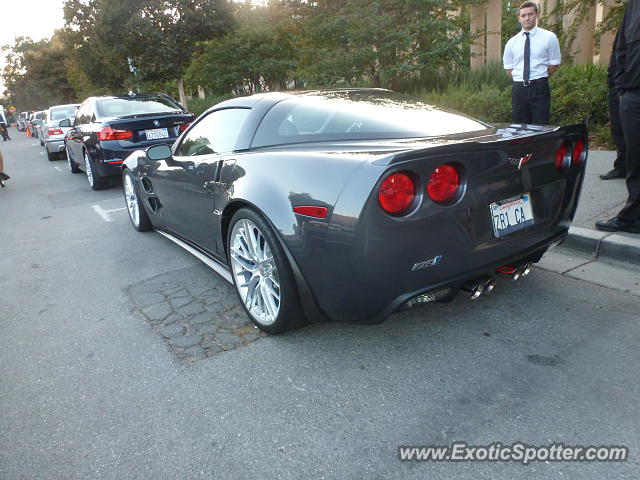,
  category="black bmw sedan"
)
[62,93,194,190]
